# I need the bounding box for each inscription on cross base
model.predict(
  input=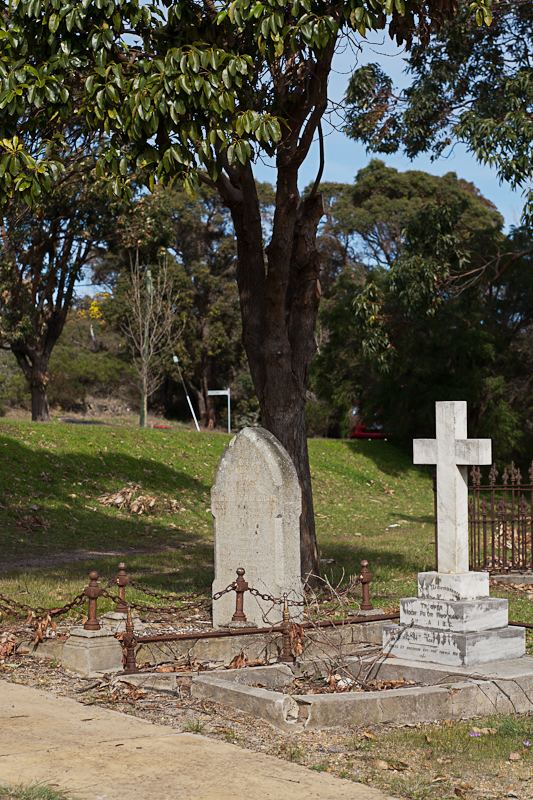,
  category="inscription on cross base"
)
[414,401,491,574]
